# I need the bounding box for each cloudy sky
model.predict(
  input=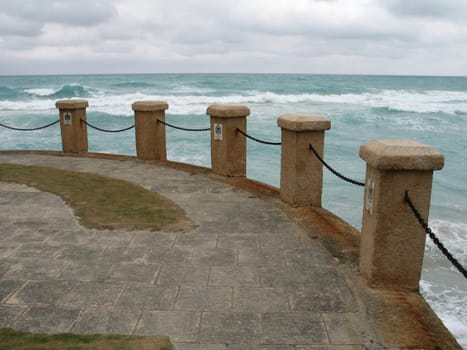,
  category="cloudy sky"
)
[1,0,466,75]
